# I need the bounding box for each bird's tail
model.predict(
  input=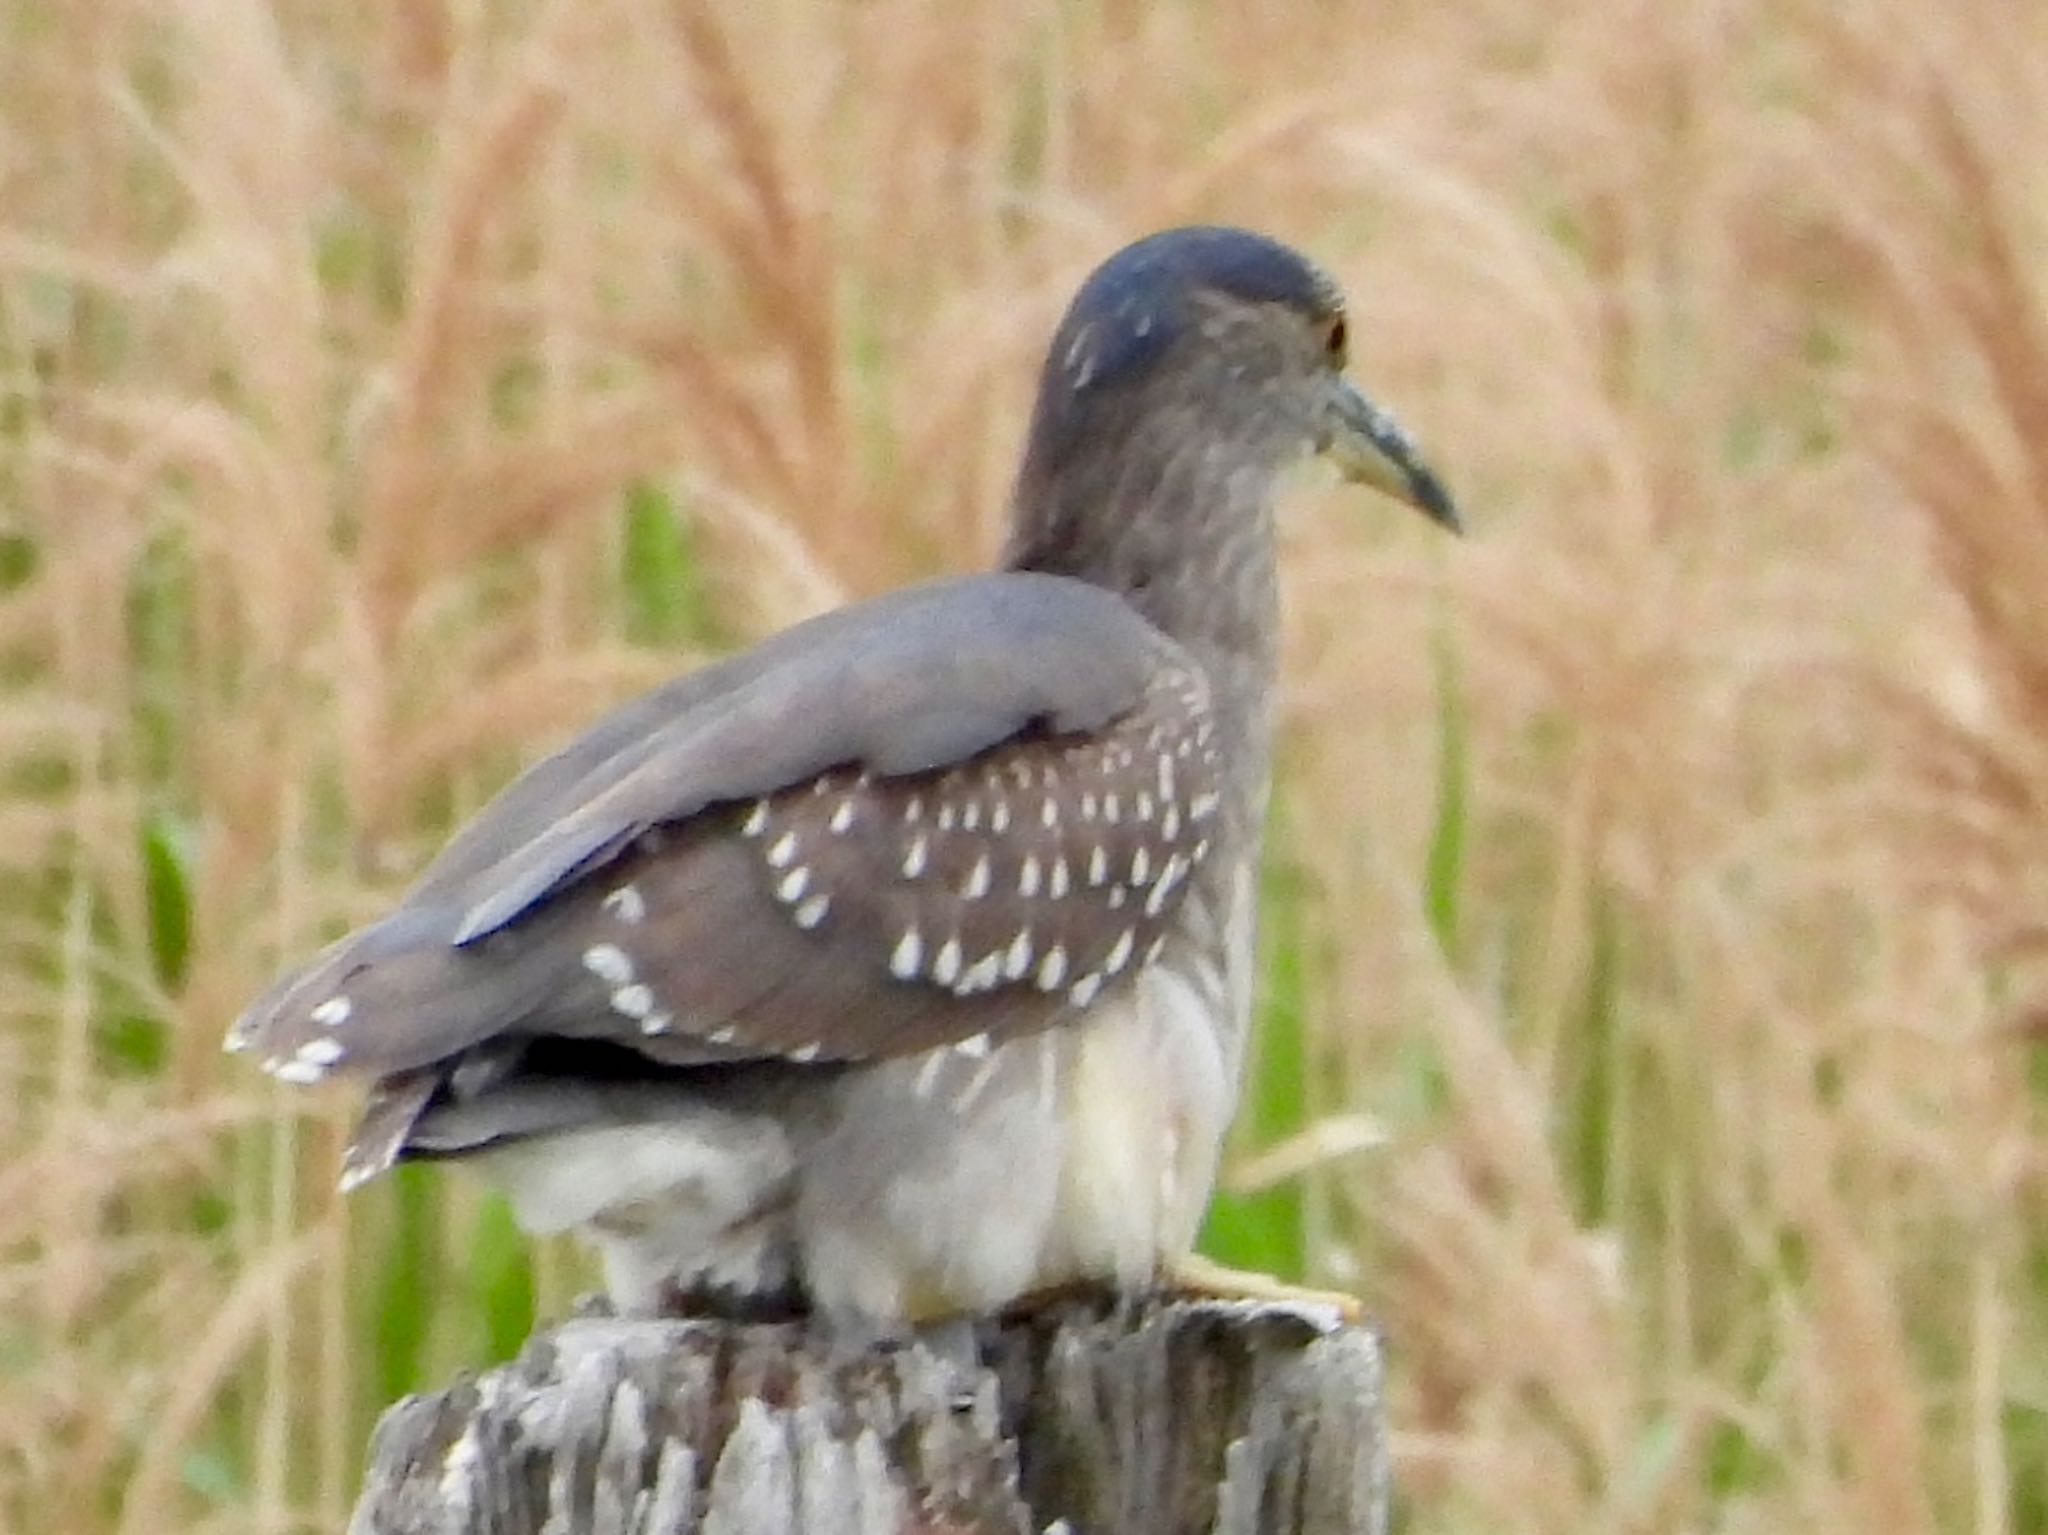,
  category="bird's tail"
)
[338,1068,443,1192]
